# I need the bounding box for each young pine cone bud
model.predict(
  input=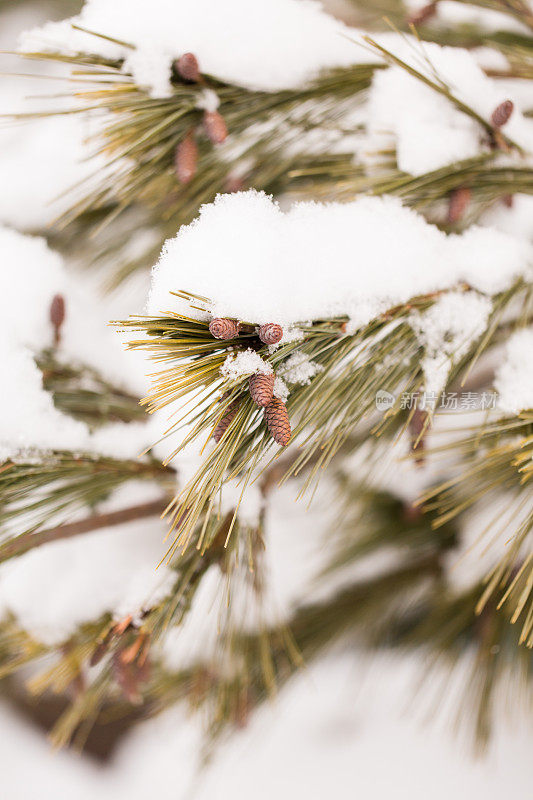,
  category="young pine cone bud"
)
[409,407,430,467]
[174,52,200,83]
[447,186,471,224]
[175,133,198,184]
[50,293,65,346]
[224,175,245,193]
[491,99,513,128]
[249,372,275,407]
[209,317,240,339]
[203,110,228,144]
[264,398,291,446]
[408,1,438,27]
[213,399,240,443]
[258,323,283,345]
